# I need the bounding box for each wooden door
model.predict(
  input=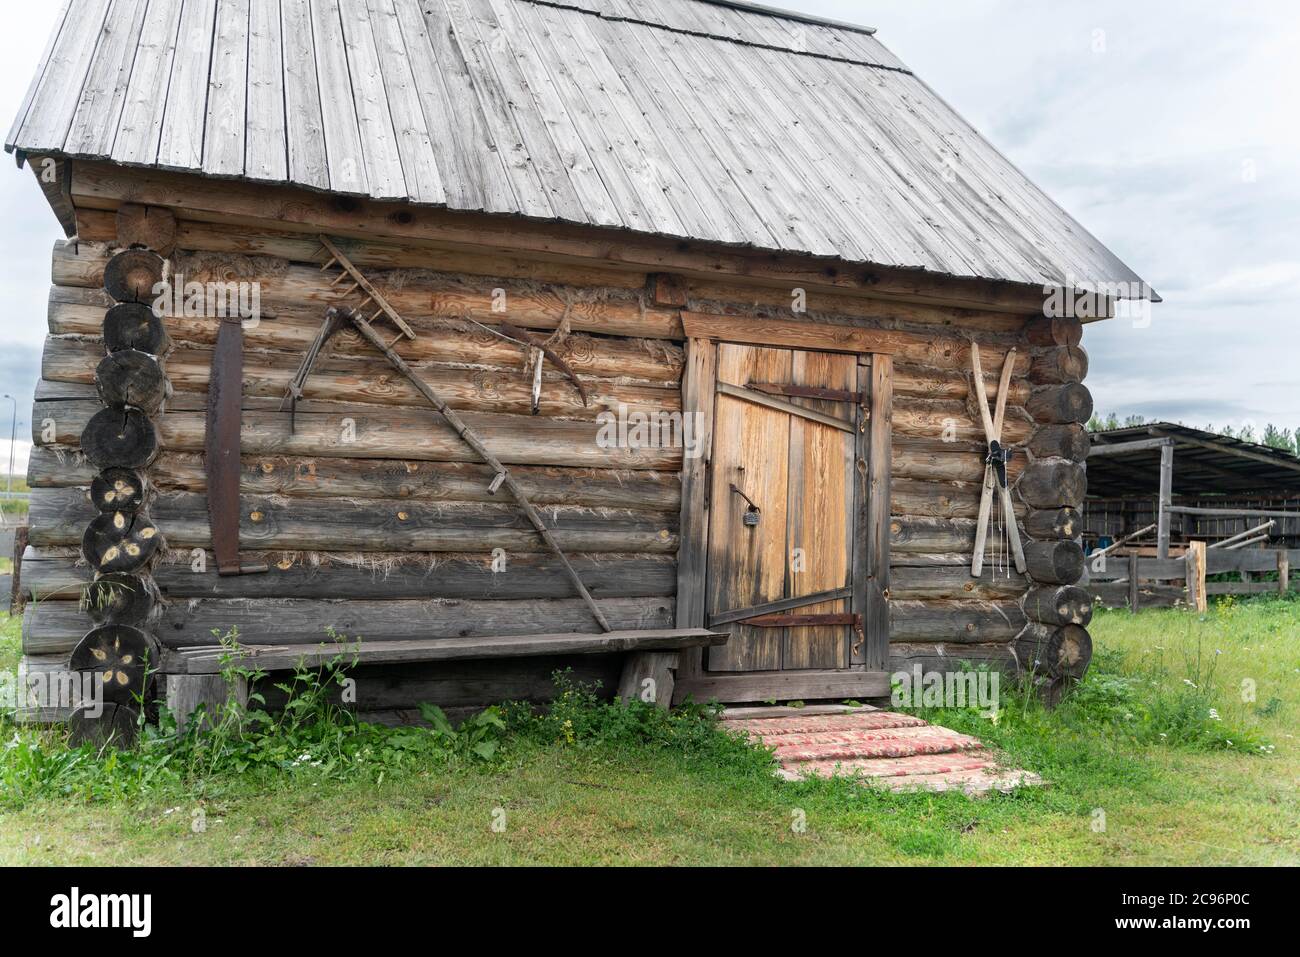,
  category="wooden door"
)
[704,344,861,677]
